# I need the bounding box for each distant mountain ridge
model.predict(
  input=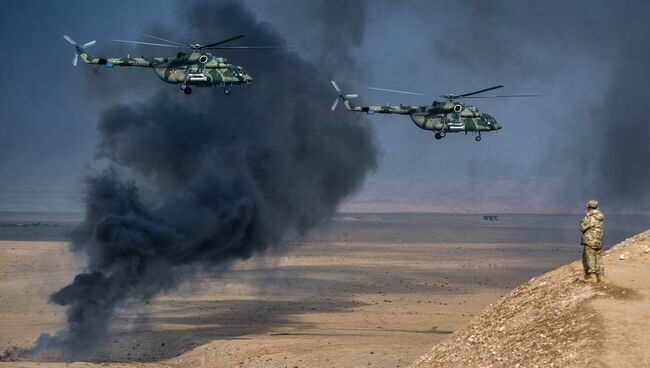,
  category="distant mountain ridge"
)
[341,177,649,214]
[2,178,647,214]
[0,185,82,213]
